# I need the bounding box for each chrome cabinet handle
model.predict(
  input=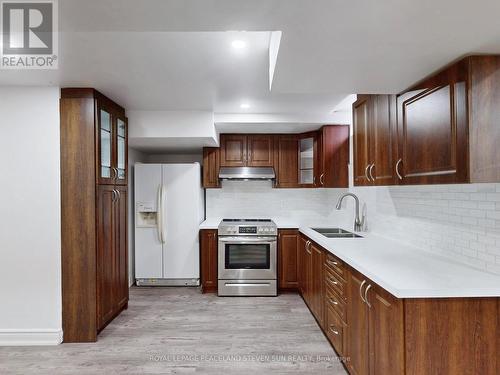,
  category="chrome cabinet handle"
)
[365,164,371,181]
[116,189,121,201]
[329,326,339,335]
[320,173,325,186]
[369,164,375,181]
[328,277,338,285]
[359,280,367,303]
[111,189,117,202]
[329,298,339,305]
[396,158,403,180]
[305,240,311,254]
[327,259,338,266]
[364,284,372,308]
